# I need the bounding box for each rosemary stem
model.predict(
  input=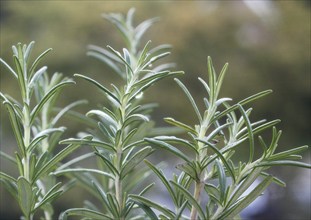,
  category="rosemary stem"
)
[190,178,203,220]
[115,148,123,216]
[23,104,31,181]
